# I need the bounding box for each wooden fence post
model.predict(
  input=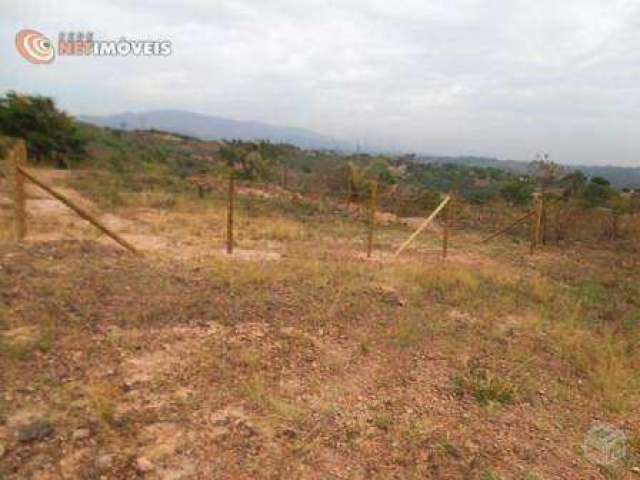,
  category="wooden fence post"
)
[530,195,543,254]
[540,198,547,245]
[366,181,378,258]
[12,141,27,241]
[442,193,453,259]
[611,210,619,240]
[536,196,544,246]
[530,199,537,254]
[226,169,235,254]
